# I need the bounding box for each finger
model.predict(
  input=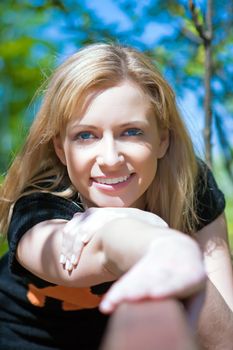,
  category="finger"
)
[99,287,141,314]
[60,231,75,260]
[99,276,134,313]
[81,230,95,244]
[65,259,73,272]
[71,254,78,265]
[59,253,66,264]
[61,242,73,265]
[70,234,86,265]
[63,212,83,235]
[99,288,123,314]
[61,214,84,262]
[99,297,115,314]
